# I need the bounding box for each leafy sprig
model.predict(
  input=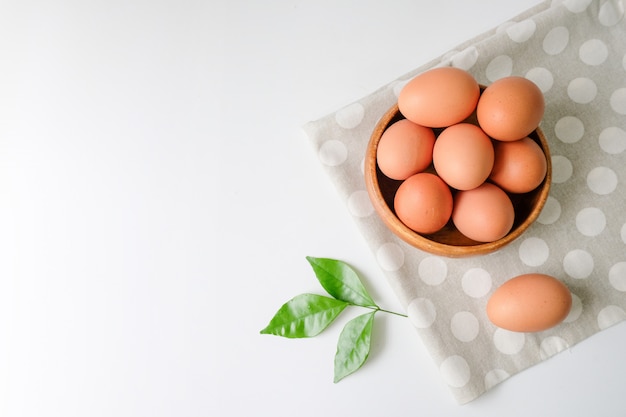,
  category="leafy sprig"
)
[260,256,407,382]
